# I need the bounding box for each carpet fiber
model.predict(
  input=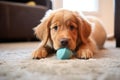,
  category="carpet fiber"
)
[0,40,120,80]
